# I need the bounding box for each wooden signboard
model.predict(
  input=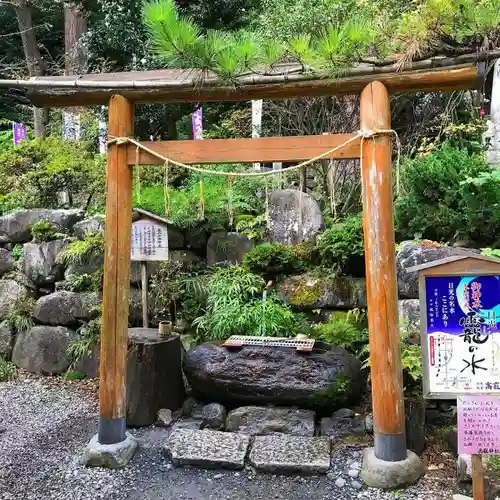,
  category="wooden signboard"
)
[410,253,500,500]
[131,218,169,261]
[131,209,170,327]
